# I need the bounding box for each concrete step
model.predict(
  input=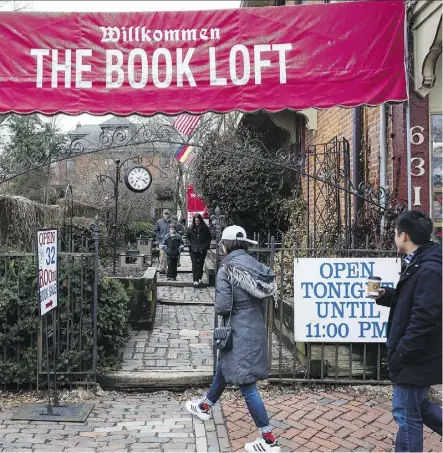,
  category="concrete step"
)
[99,370,213,390]
[157,268,193,274]
[157,281,209,288]
[158,298,214,306]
